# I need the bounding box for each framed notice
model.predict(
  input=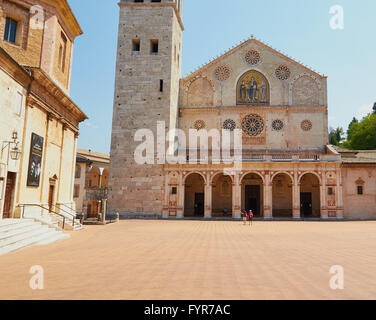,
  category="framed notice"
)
[27,133,44,187]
